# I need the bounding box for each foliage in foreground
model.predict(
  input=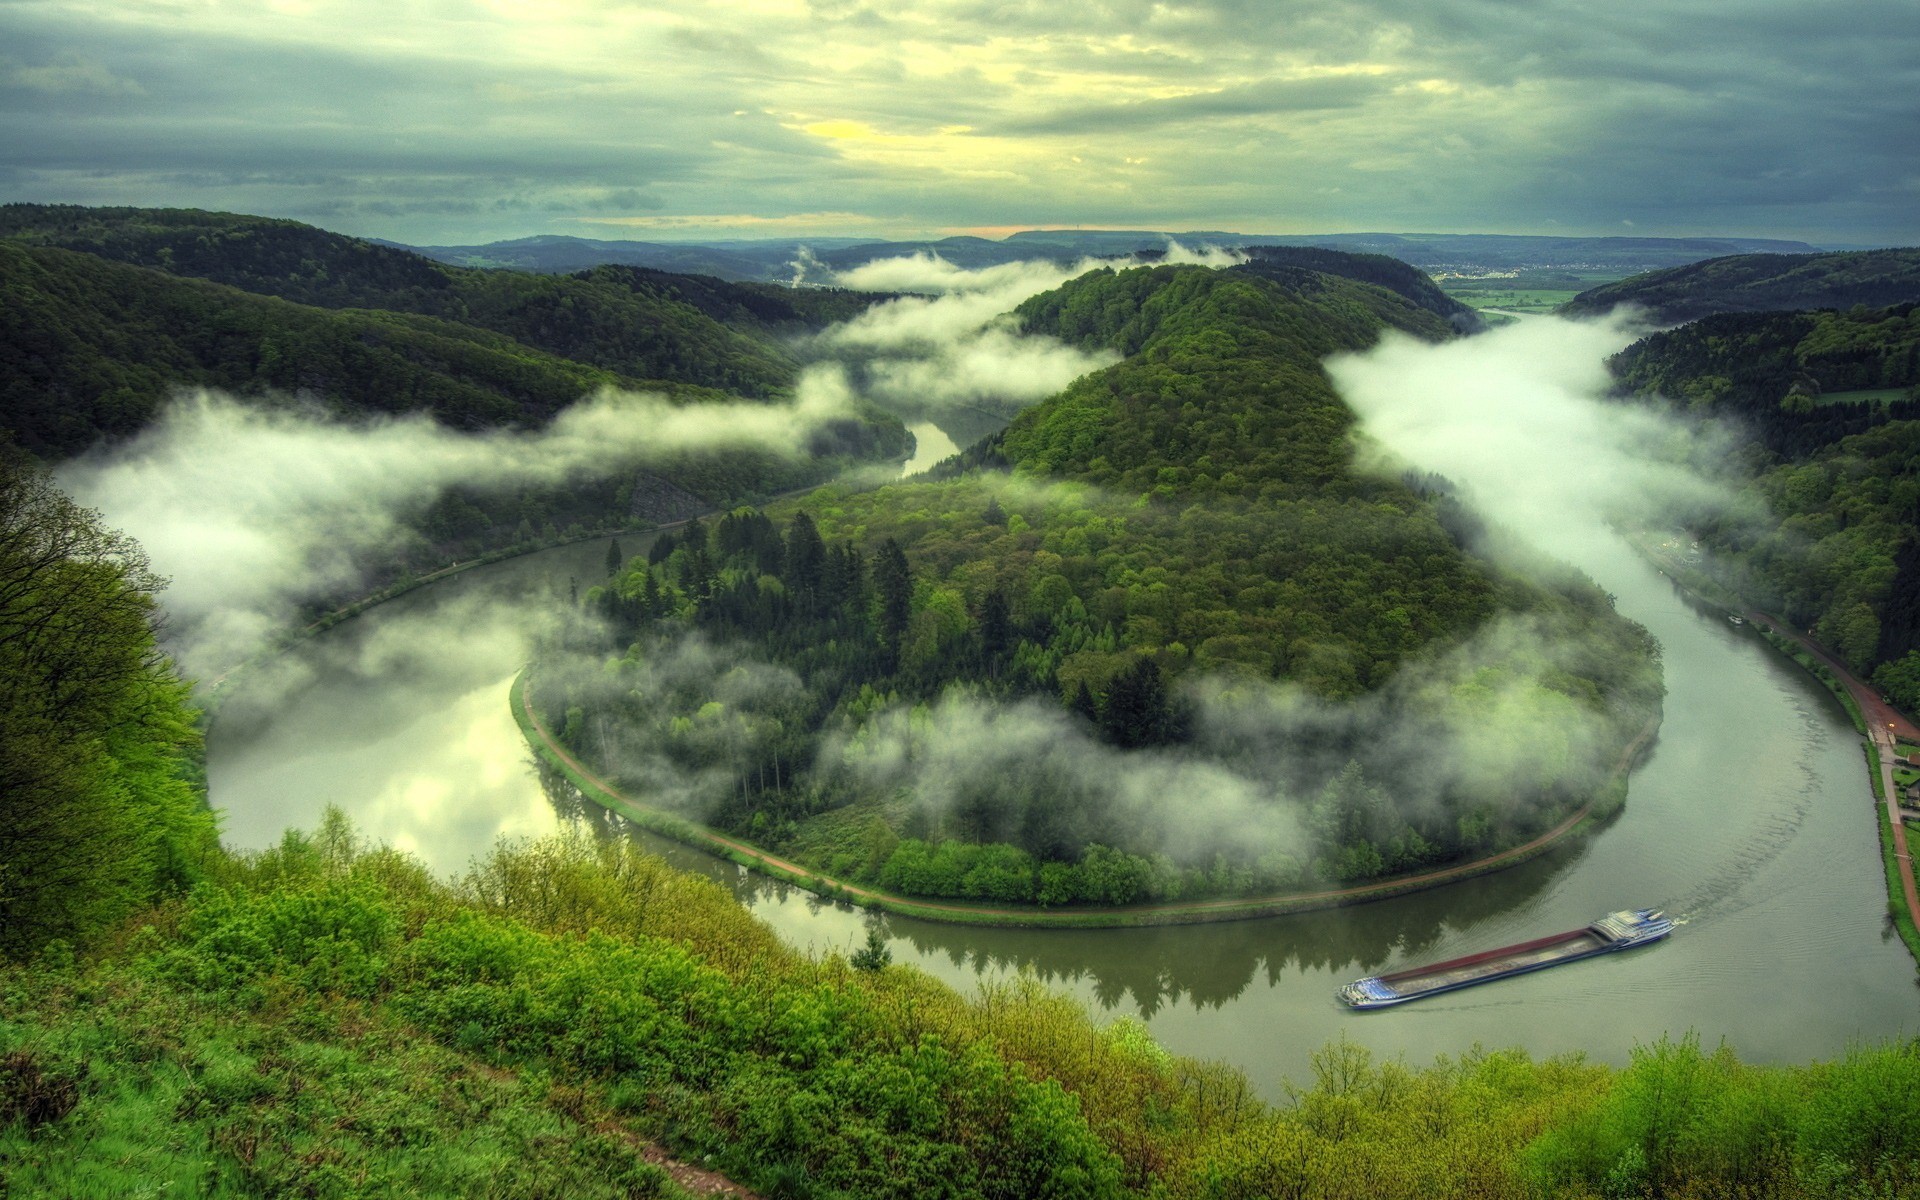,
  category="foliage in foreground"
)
[7,819,1920,1199]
